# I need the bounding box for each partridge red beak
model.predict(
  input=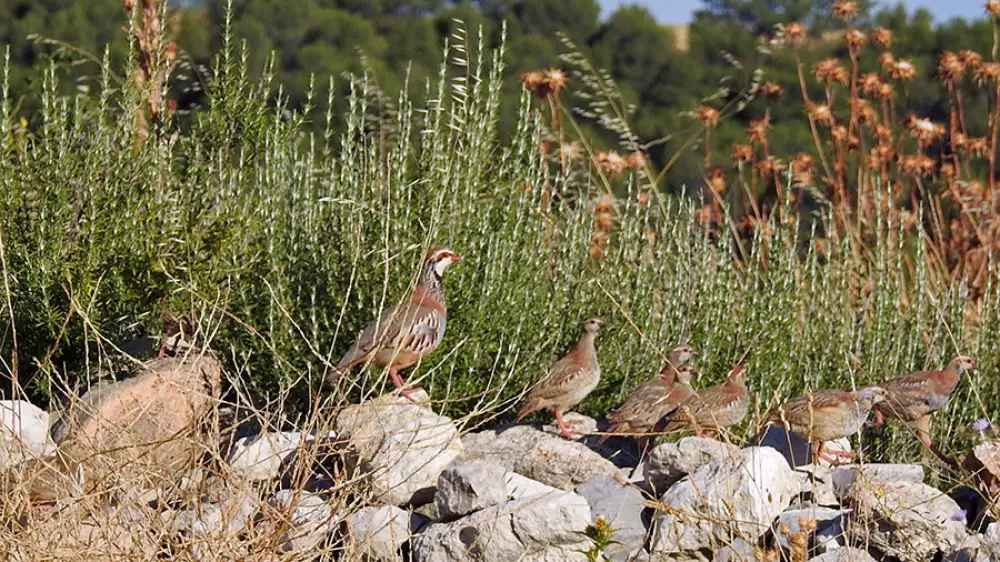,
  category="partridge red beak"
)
[451,254,463,263]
